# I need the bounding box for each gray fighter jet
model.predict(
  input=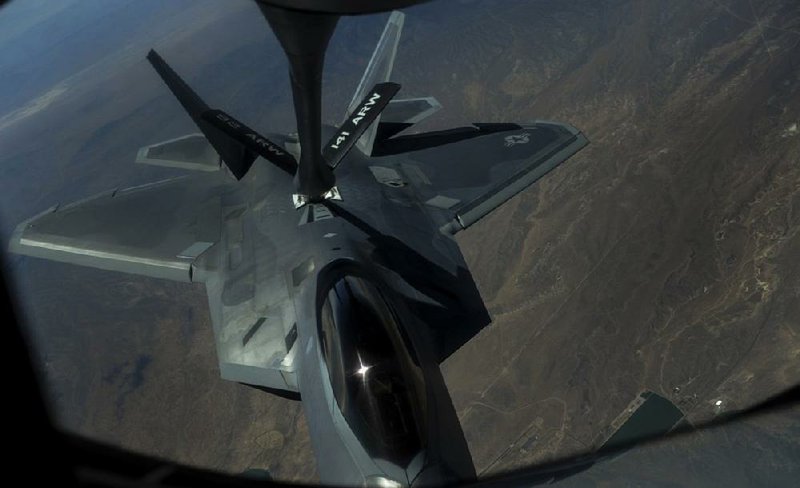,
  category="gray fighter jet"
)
[8,1,587,486]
